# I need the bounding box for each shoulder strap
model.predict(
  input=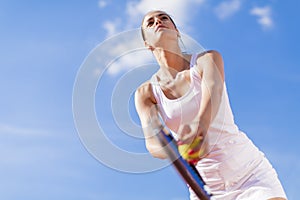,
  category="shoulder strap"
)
[190,53,198,68]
